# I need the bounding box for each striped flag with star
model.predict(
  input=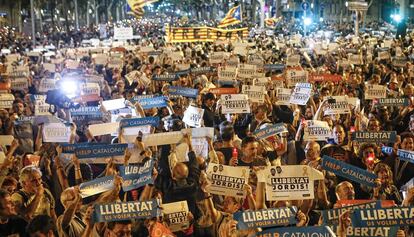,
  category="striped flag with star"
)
[126,0,158,18]
[218,5,242,28]
[265,16,282,28]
